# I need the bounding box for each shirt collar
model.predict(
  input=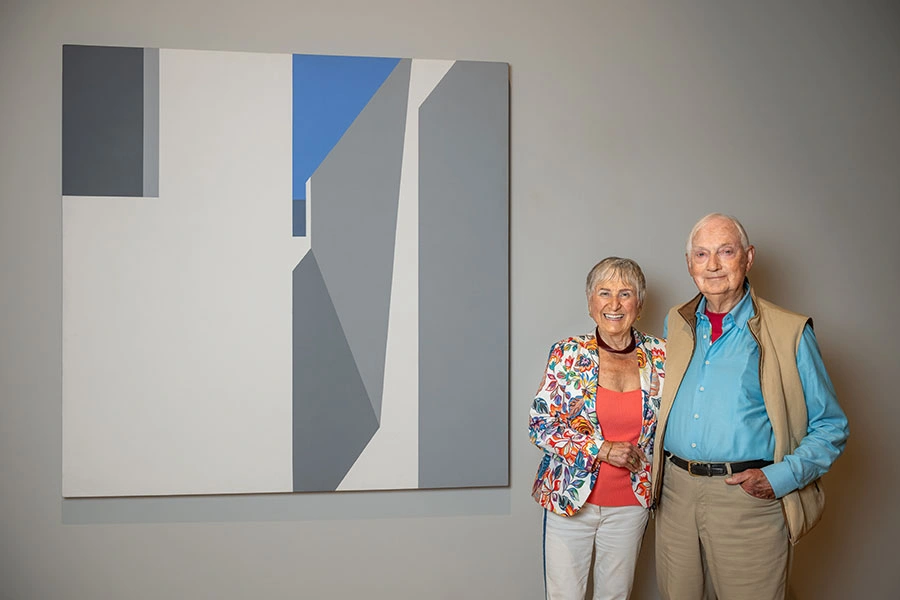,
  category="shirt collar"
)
[695,281,753,329]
